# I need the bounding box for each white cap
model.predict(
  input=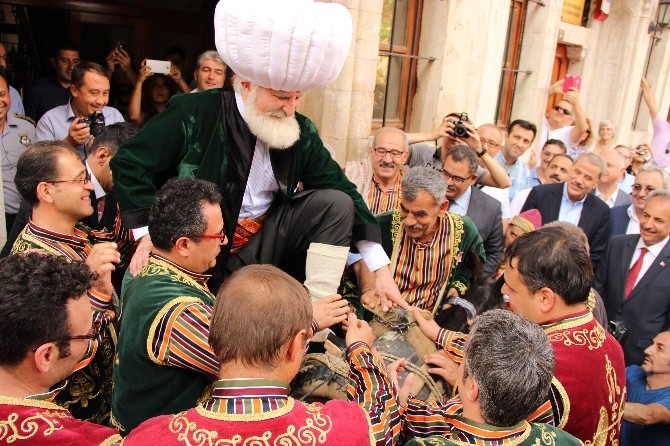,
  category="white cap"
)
[214,0,352,92]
